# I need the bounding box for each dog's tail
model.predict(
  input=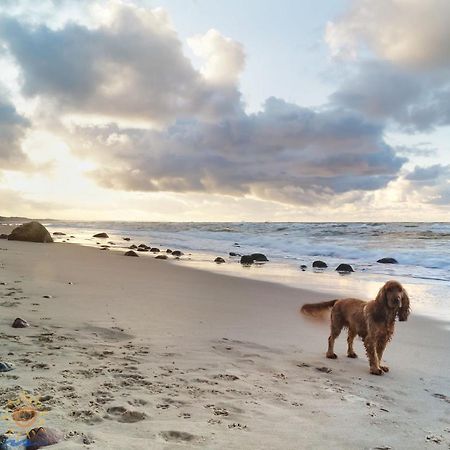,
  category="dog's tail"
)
[300,299,338,318]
